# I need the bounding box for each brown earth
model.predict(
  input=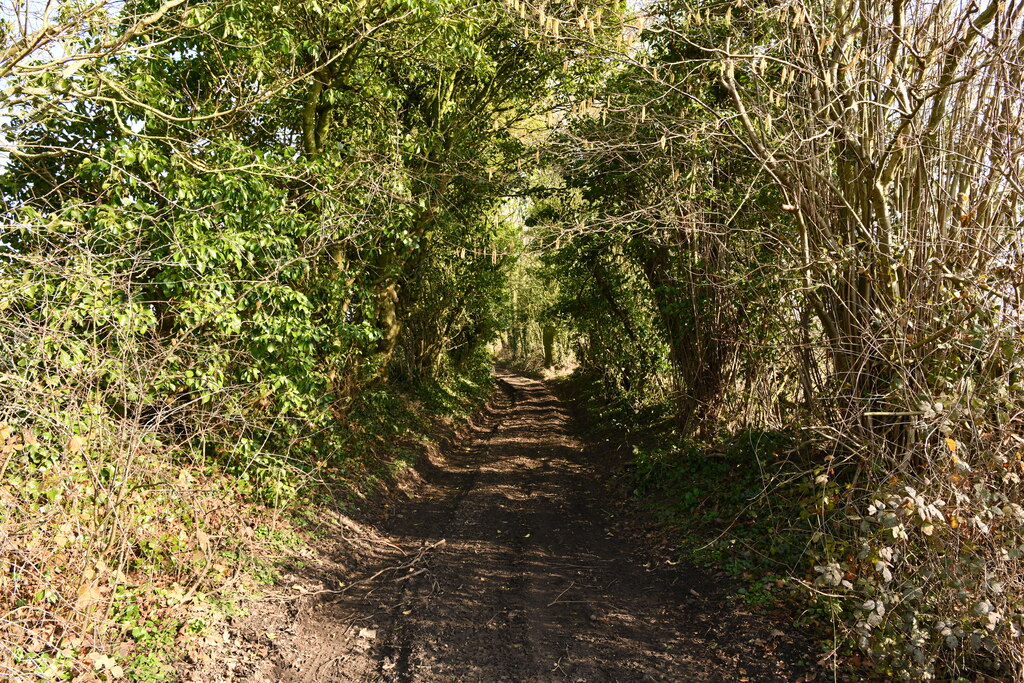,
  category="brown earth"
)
[190,373,819,682]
